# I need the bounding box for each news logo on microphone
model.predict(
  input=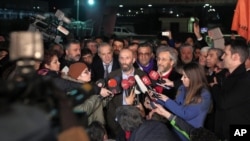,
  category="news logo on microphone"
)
[107,76,122,94]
